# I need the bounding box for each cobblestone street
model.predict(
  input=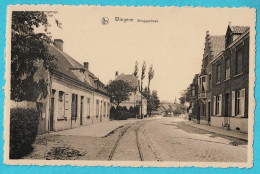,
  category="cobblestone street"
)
[25,117,247,162]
